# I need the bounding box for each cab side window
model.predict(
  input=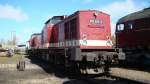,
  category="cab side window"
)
[117,24,124,31]
[128,23,133,29]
